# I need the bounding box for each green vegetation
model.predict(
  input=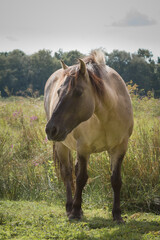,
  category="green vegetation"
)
[0,94,160,209]
[0,48,160,97]
[0,201,160,240]
[0,94,160,239]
